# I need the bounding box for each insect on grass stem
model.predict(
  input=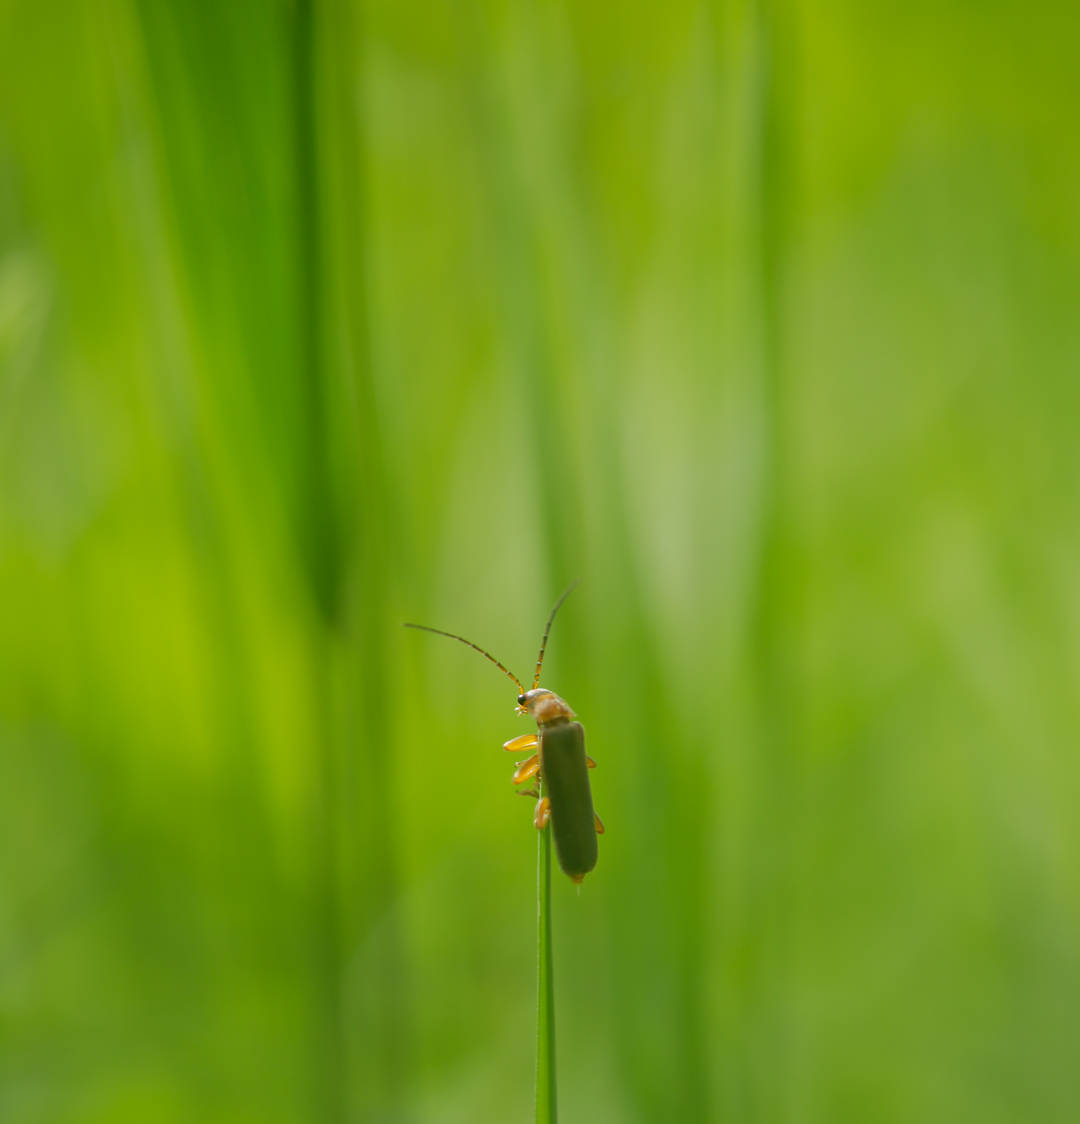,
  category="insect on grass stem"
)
[403,582,597,1124]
